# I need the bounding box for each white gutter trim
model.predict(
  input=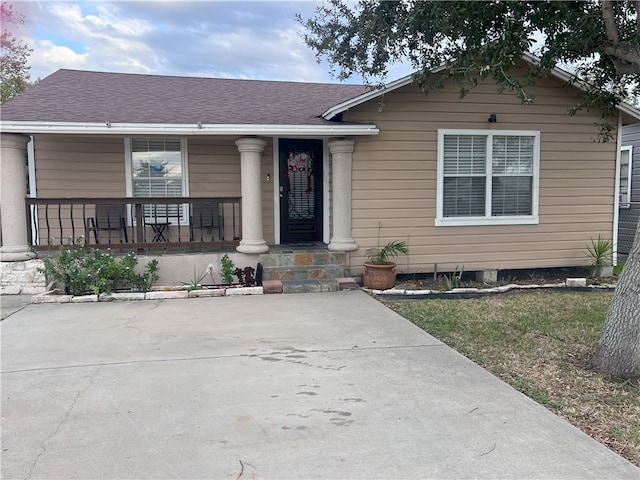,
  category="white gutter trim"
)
[0,121,379,136]
[322,74,414,120]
